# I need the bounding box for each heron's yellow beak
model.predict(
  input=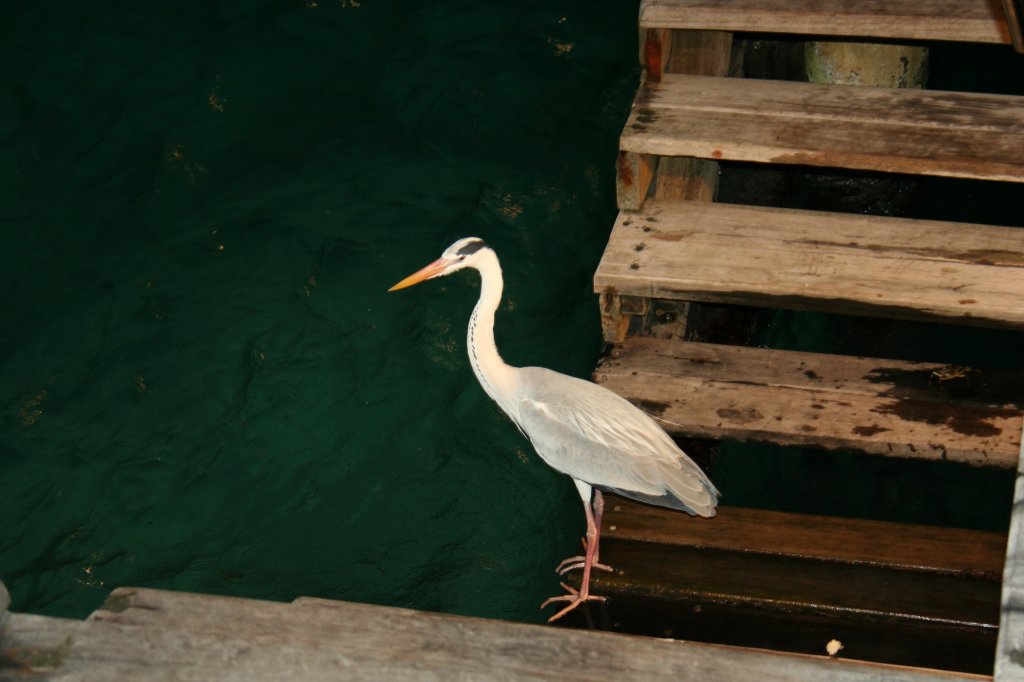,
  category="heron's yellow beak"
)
[388,258,448,292]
